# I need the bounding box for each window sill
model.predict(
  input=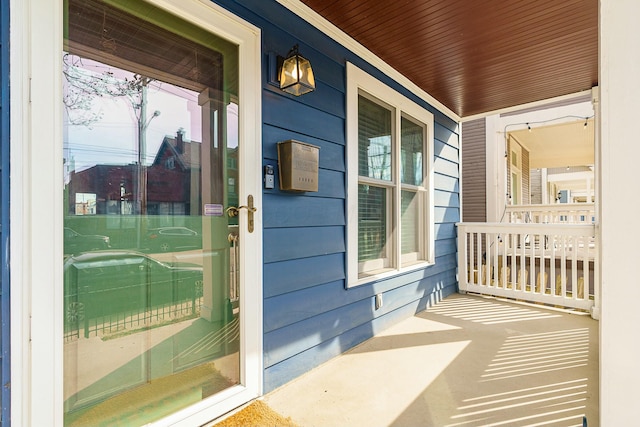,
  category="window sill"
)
[349,260,434,288]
